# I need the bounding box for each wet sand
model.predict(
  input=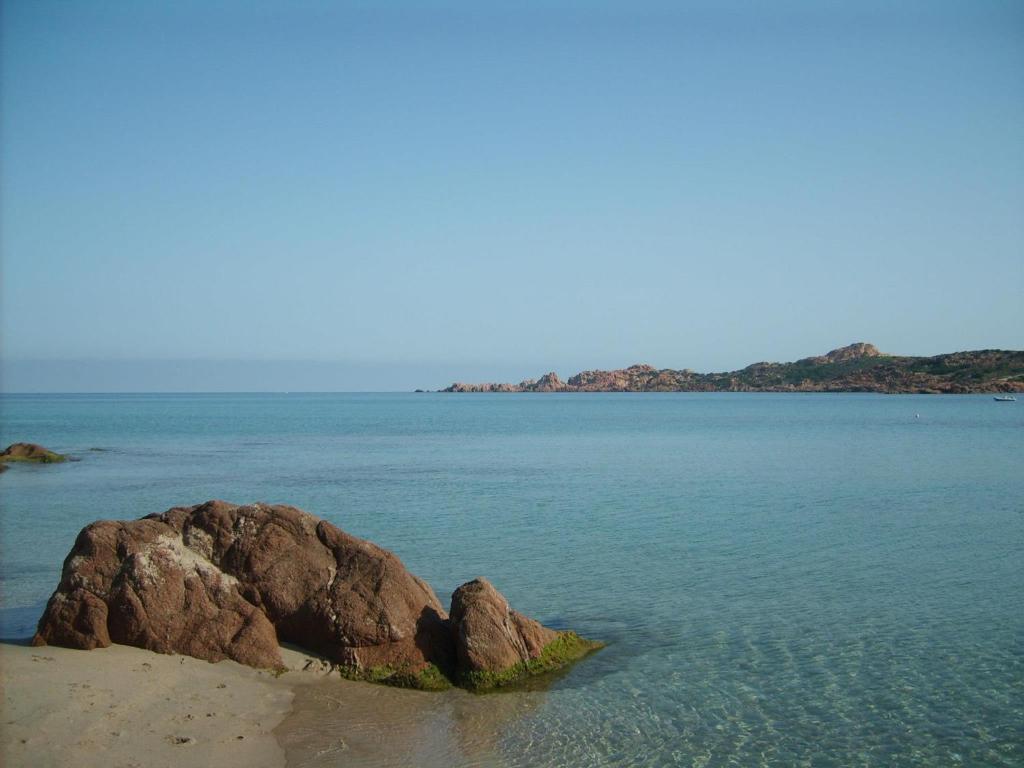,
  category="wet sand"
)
[0,642,541,767]
[276,674,544,768]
